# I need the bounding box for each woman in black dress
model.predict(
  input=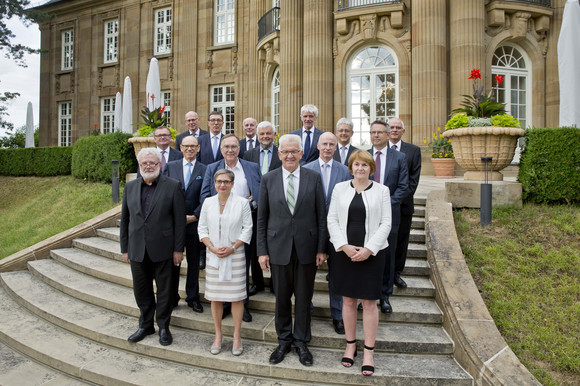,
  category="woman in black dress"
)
[327,150,392,376]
